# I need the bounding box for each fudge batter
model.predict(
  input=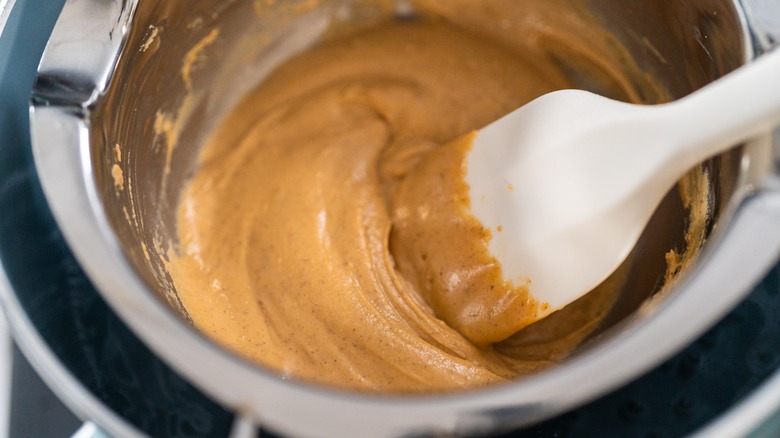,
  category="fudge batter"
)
[167,5,663,393]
